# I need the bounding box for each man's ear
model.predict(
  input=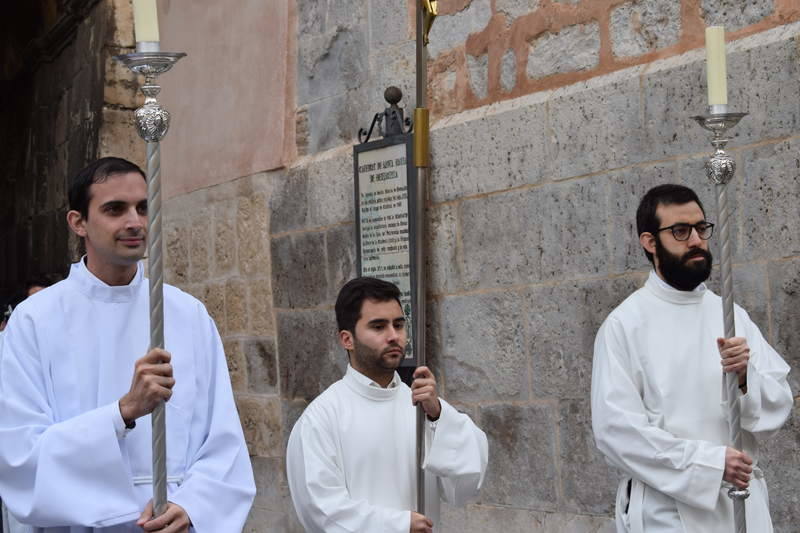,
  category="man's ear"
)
[639,232,656,257]
[67,210,87,238]
[339,330,354,351]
